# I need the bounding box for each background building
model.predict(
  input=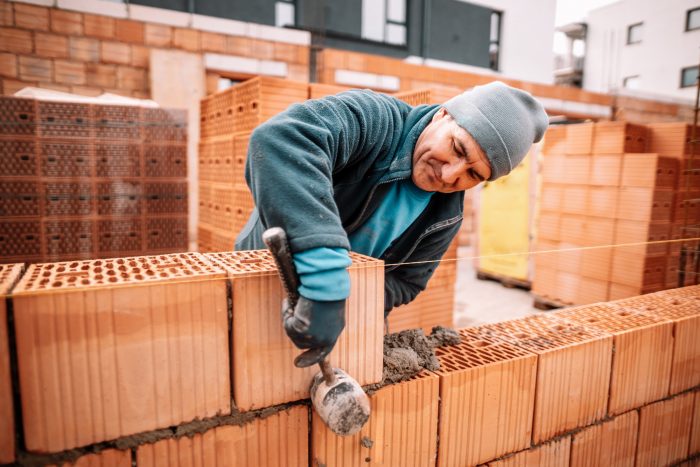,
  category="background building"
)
[583,0,699,102]
[128,0,557,86]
